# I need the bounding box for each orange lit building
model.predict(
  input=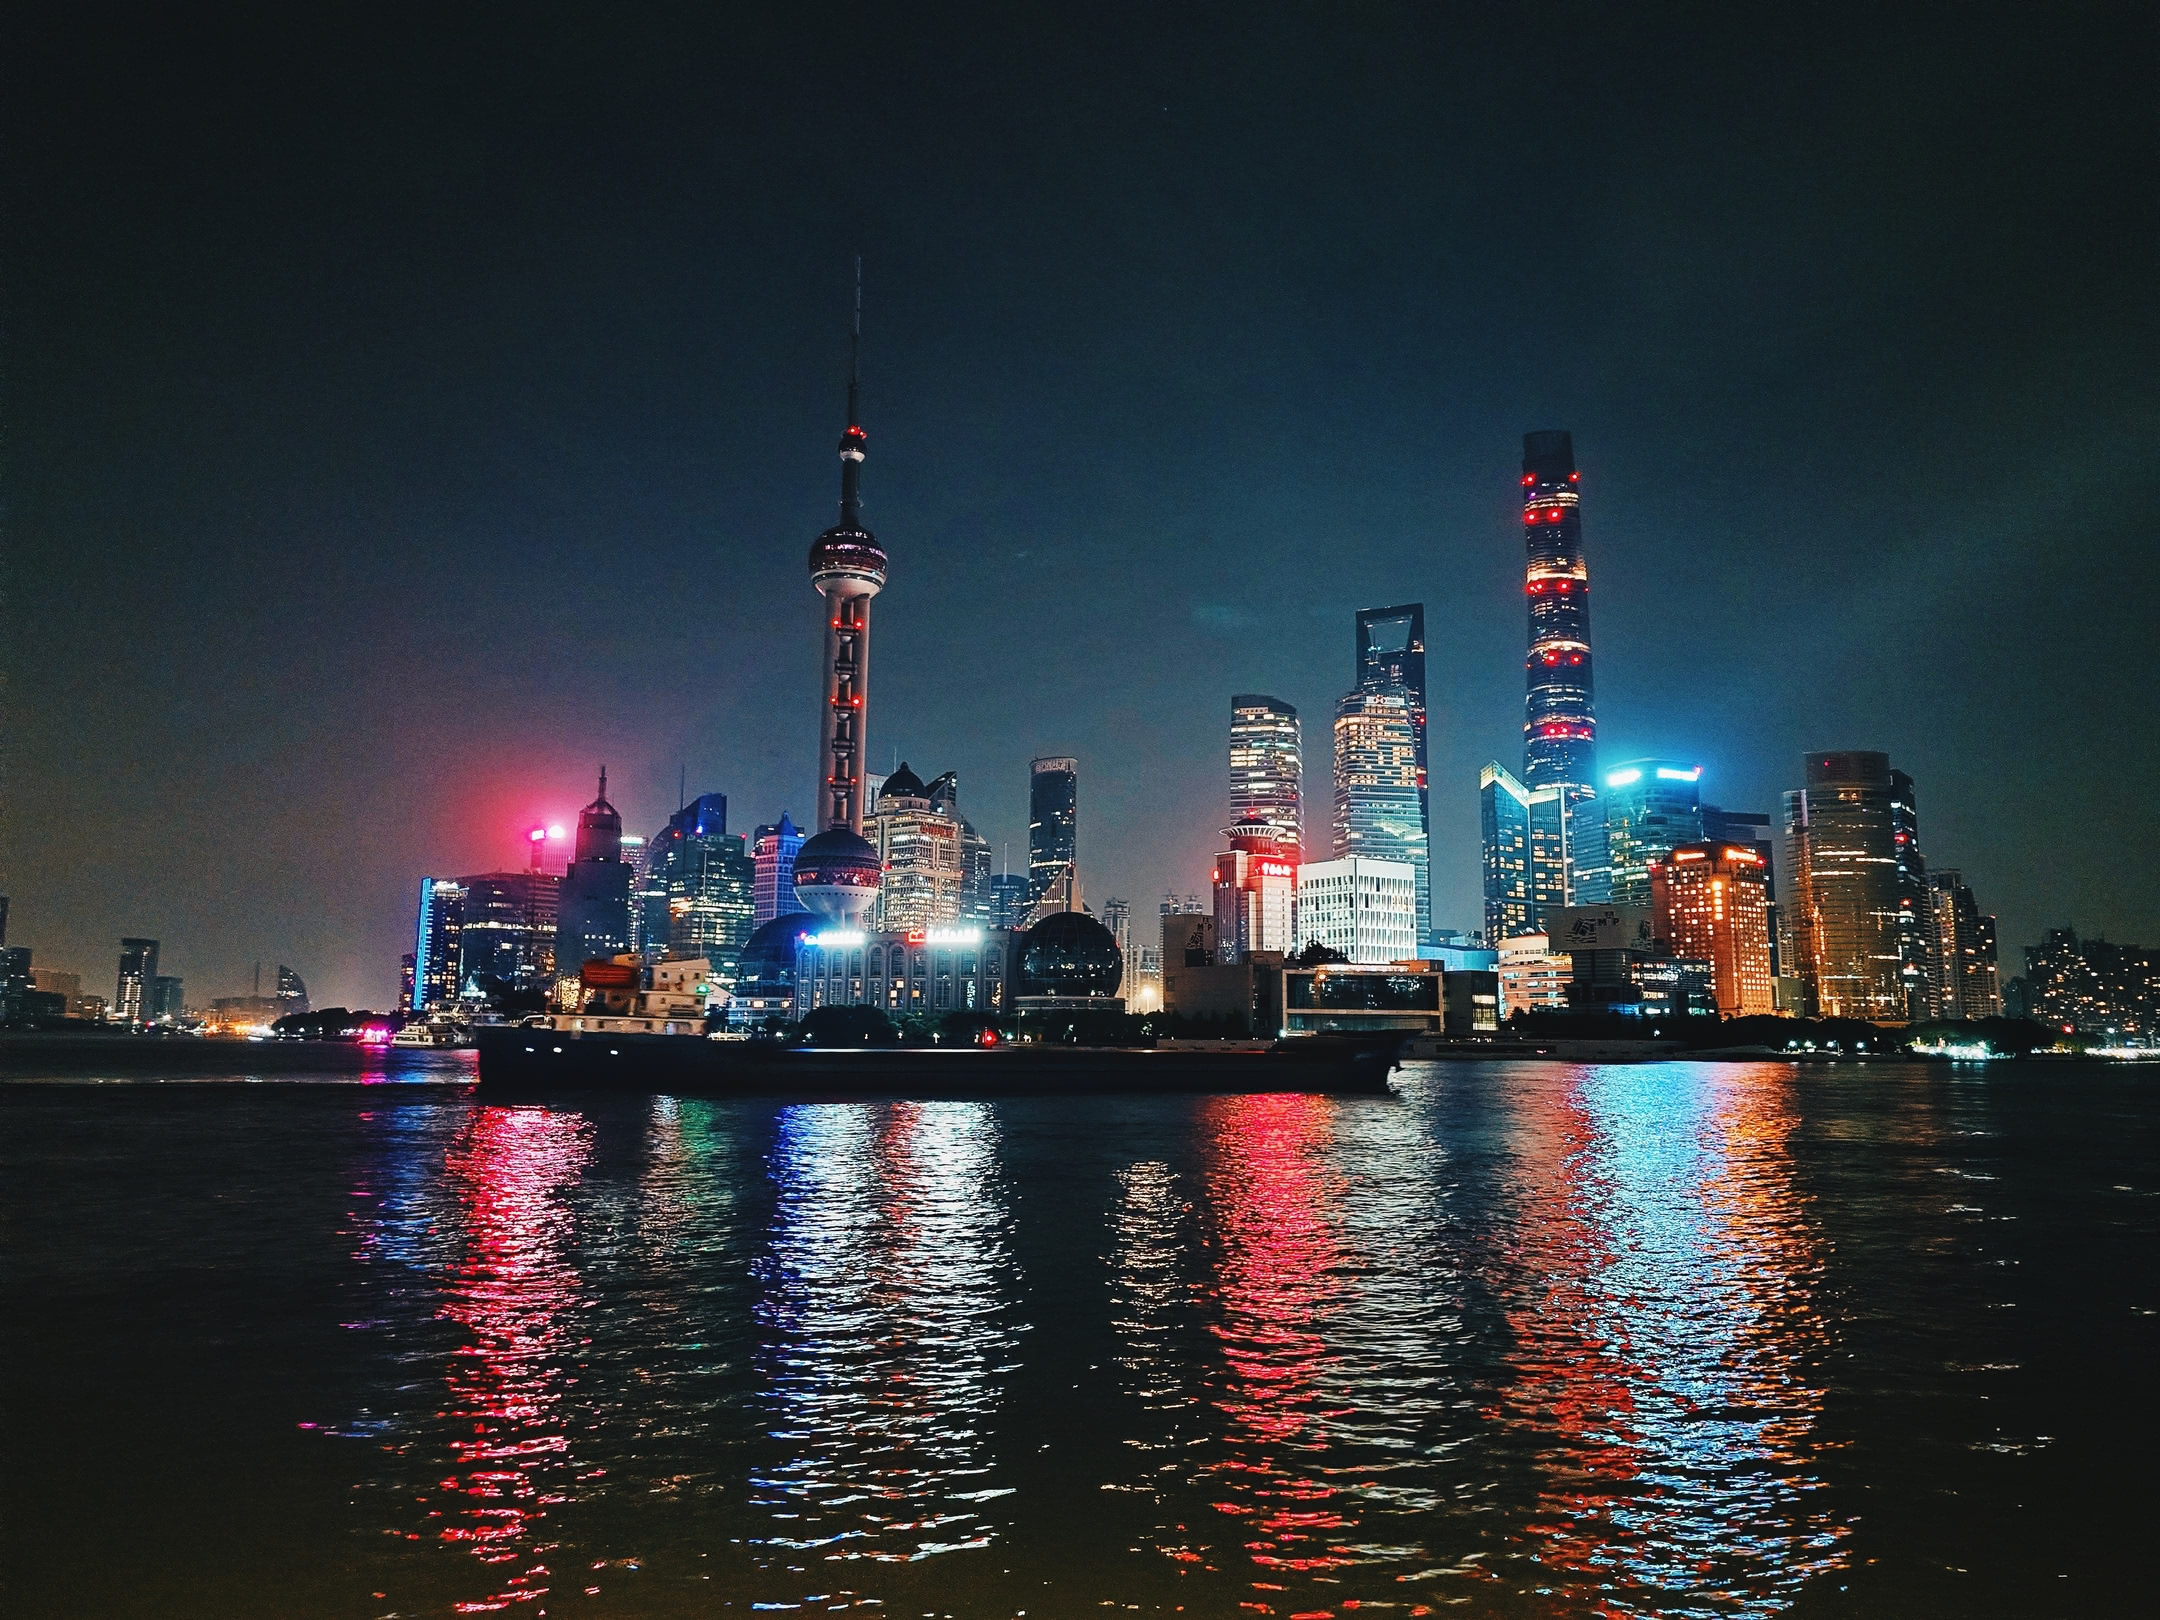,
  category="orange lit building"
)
[1650,843,1776,1017]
